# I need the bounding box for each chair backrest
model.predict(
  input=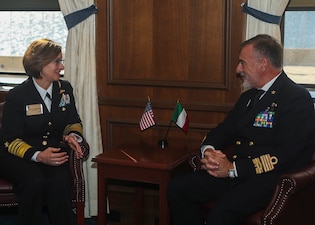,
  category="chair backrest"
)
[0,102,4,131]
